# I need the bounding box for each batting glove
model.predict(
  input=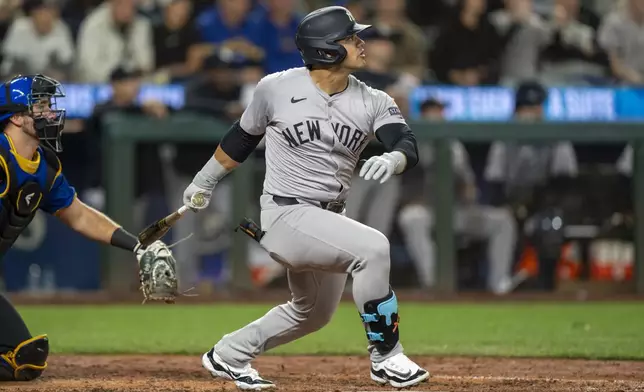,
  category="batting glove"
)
[359,151,407,184]
[183,182,212,211]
